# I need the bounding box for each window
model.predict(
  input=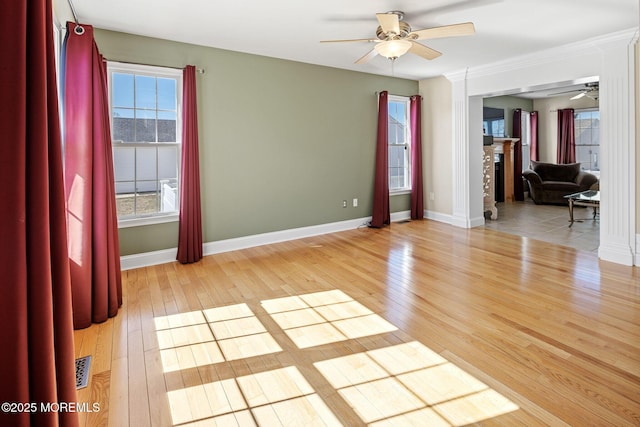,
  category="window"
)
[107,62,182,224]
[482,107,505,137]
[387,96,411,192]
[574,108,599,172]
